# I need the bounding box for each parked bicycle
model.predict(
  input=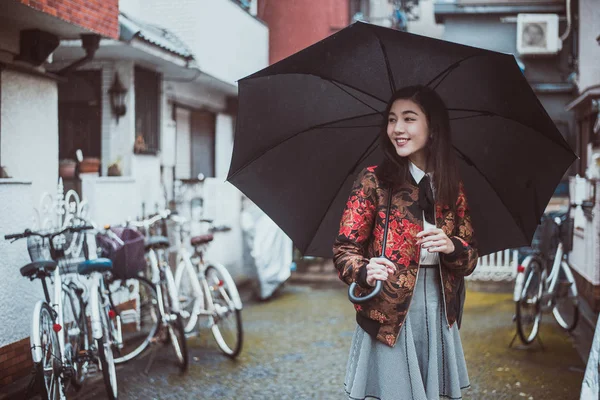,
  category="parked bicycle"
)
[99,210,188,372]
[5,224,118,400]
[170,212,244,358]
[513,206,579,345]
